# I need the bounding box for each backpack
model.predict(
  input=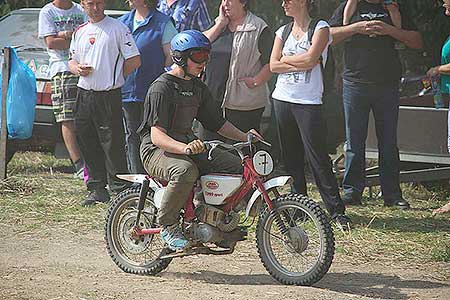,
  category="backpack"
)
[281,19,345,154]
